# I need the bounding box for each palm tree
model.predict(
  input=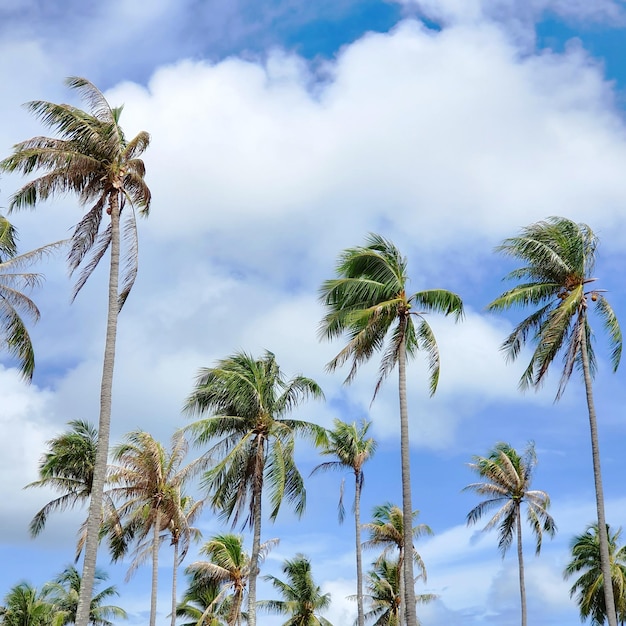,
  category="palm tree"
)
[25,420,97,538]
[359,558,437,626]
[362,503,432,621]
[186,534,276,626]
[42,565,126,626]
[319,233,463,626]
[176,571,230,626]
[0,215,63,381]
[184,350,325,626]
[258,554,333,626]
[311,418,376,626]
[106,430,203,626]
[464,442,556,626]
[488,217,621,626]
[564,523,626,625]
[0,76,151,626]
[0,582,55,626]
